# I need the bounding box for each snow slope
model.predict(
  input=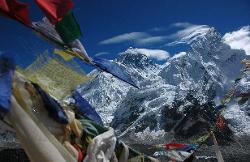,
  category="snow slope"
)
[79,27,250,139]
